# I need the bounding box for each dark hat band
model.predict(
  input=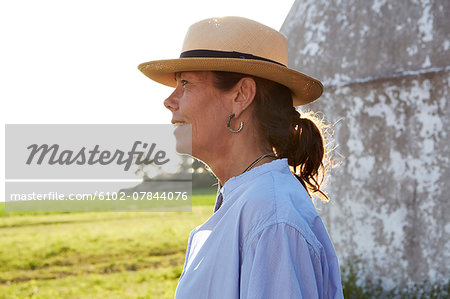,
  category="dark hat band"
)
[180,49,286,67]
